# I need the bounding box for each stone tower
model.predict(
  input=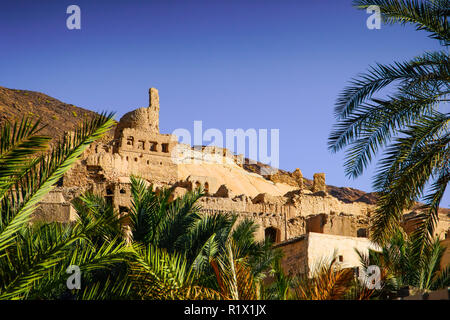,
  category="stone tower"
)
[148,88,159,133]
[115,87,160,135]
